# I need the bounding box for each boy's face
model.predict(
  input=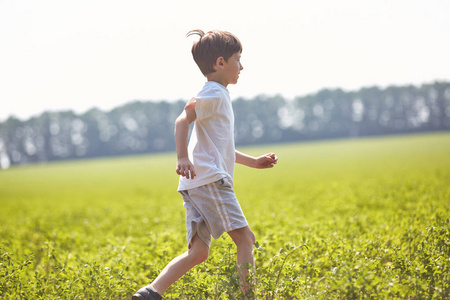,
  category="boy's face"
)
[222,52,243,85]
